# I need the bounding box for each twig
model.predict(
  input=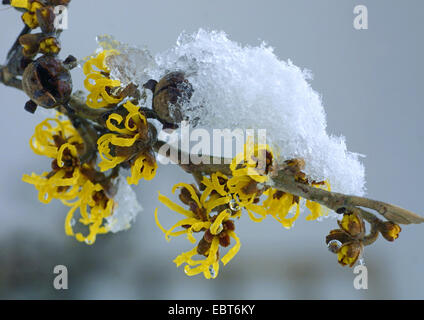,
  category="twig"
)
[152,139,424,225]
